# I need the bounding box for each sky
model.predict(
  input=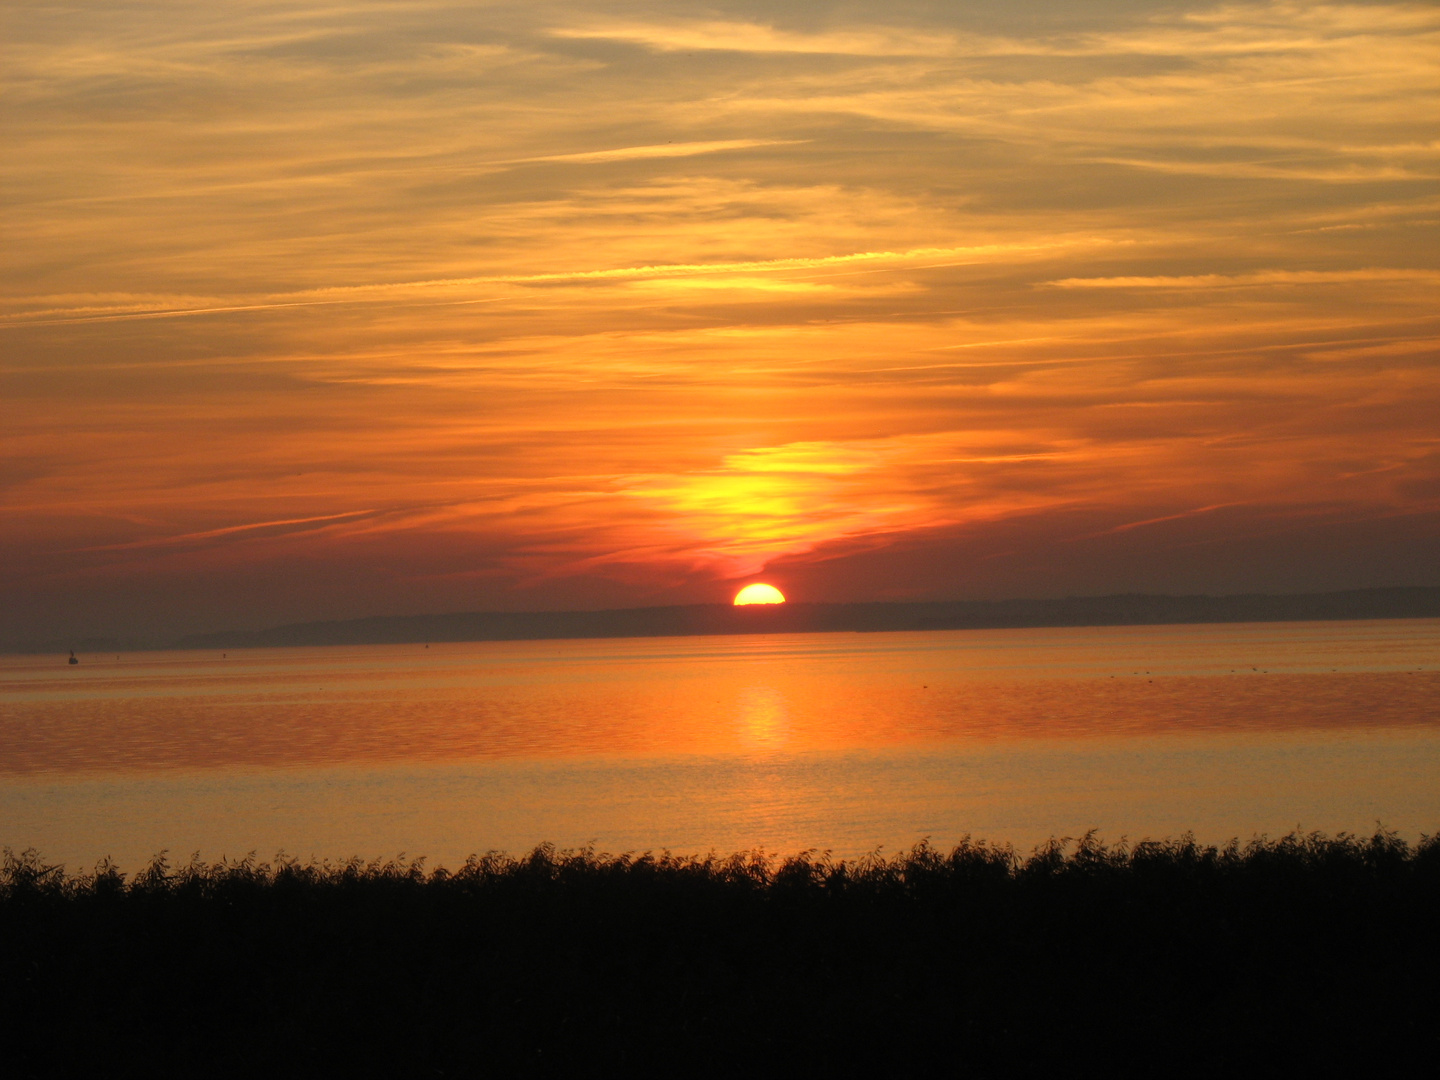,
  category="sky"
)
[2,0,1438,641]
